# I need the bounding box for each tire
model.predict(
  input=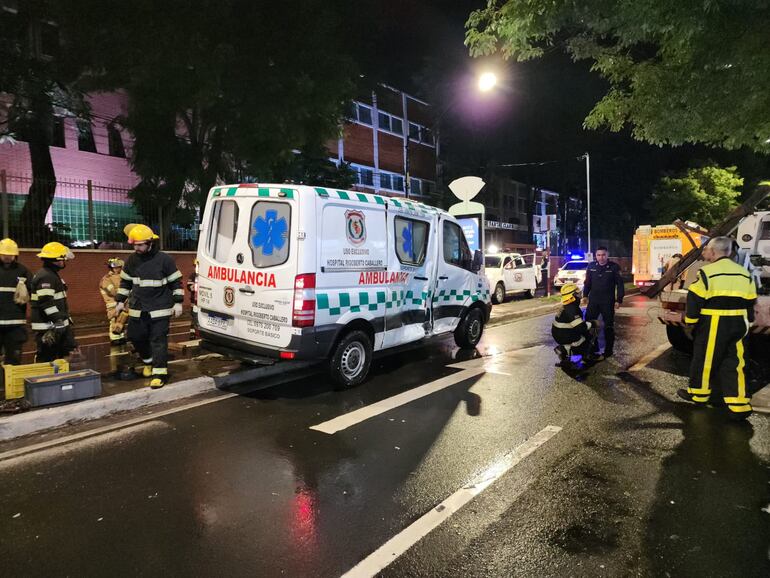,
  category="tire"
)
[329,330,373,389]
[454,308,485,349]
[492,283,505,305]
[666,324,693,354]
[524,285,535,299]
